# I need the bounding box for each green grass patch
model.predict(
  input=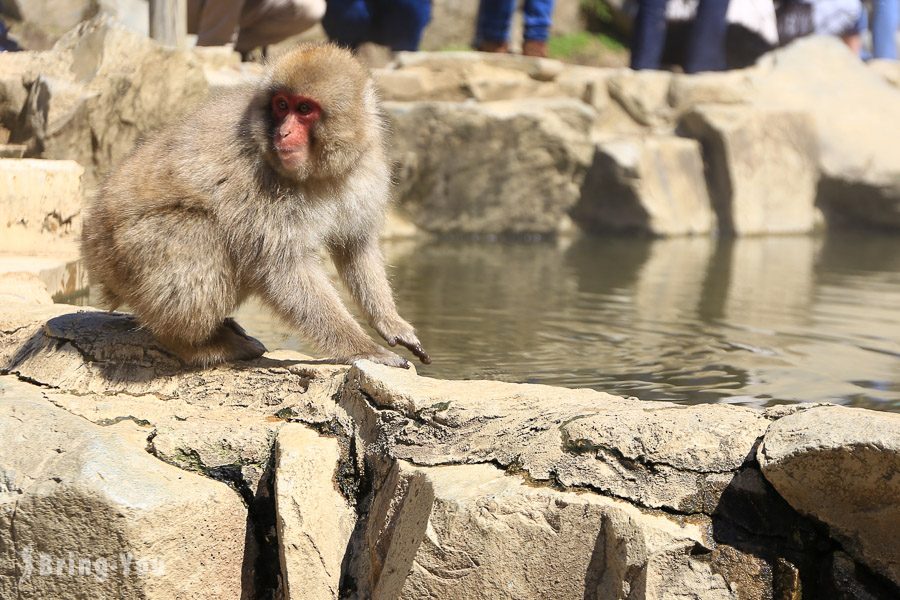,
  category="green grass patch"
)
[547,31,627,65]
